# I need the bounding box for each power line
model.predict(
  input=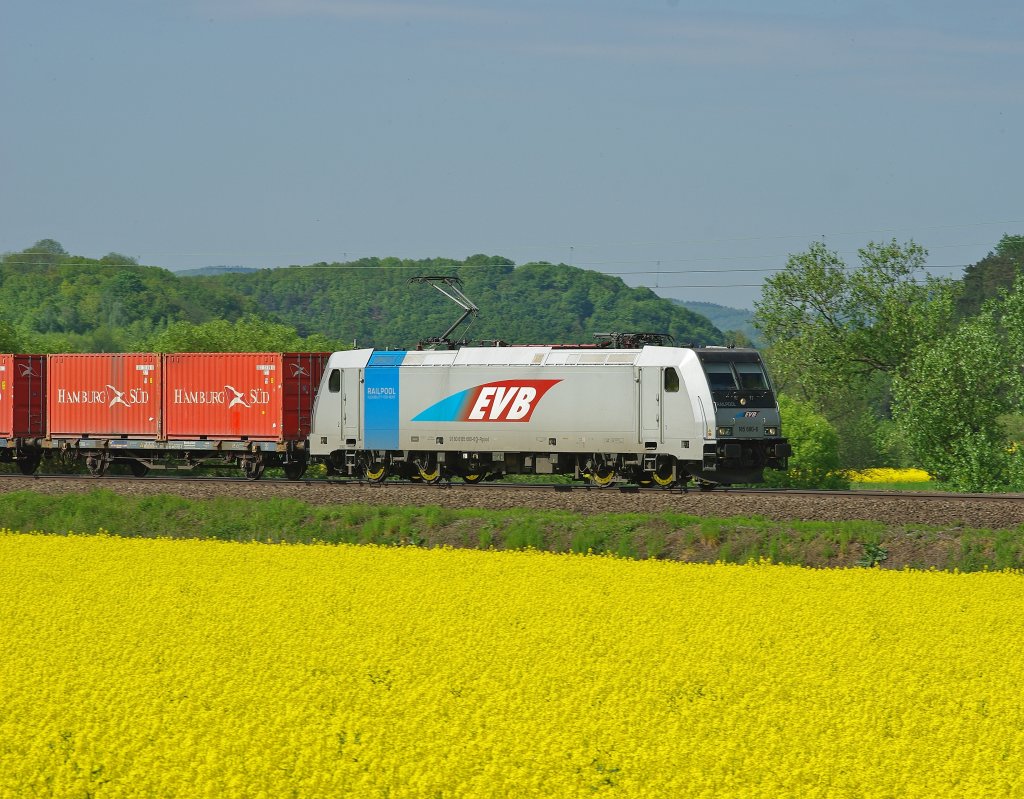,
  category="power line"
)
[0,258,976,275]
[606,264,969,277]
[554,220,1024,252]
[5,217,1020,264]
